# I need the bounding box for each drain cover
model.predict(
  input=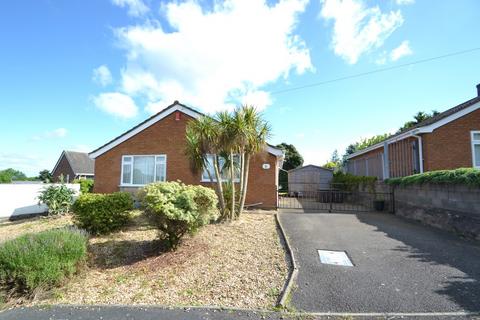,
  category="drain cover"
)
[318,250,353,267]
